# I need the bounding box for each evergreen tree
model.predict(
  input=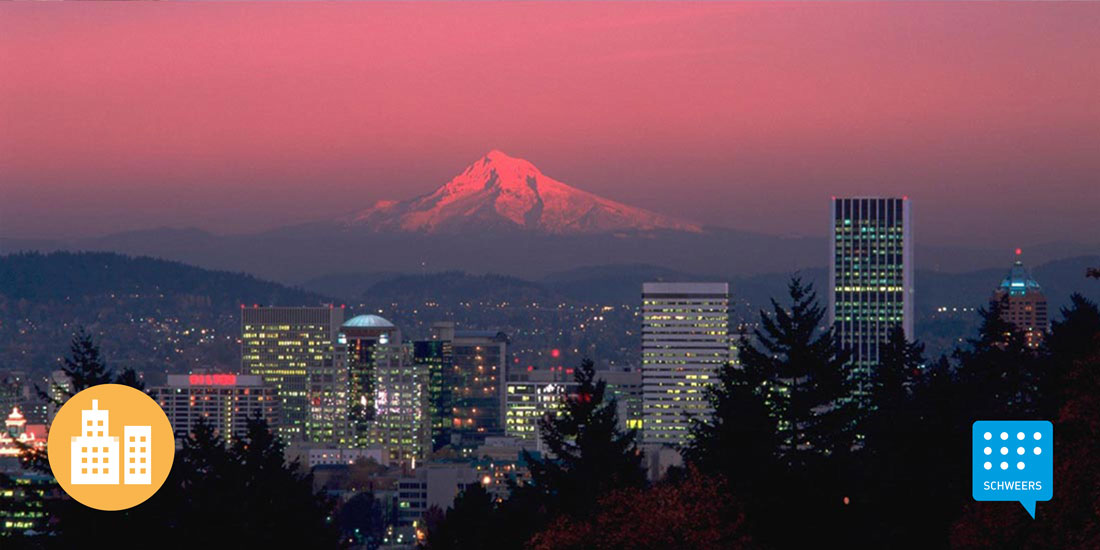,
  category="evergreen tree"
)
[339,491,386,548]
[865,326,925,431]
[114,367,146,391]
[953,296,1042,419]
[426,484,495,550]
[1040,294,1100,418]
[230,413,338,548]
[49,415,340,548]
[682,327,779,494]
[736,277,855,464]
[36,328,114,409]
[522,358,646,519]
